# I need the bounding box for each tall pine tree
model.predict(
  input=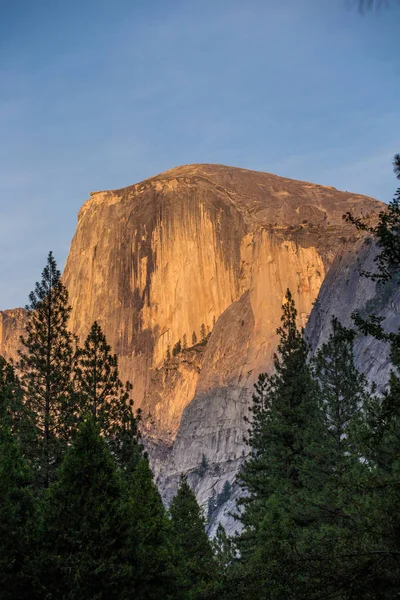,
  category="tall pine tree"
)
[38,417,136,599]
[127,456,177,600]
[235,290,326,599]
[170,475,216,599]
[73,320,140,464]
[18,252,76,487]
